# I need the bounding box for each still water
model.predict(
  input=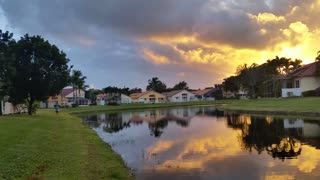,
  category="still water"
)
[80,106,320,180]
